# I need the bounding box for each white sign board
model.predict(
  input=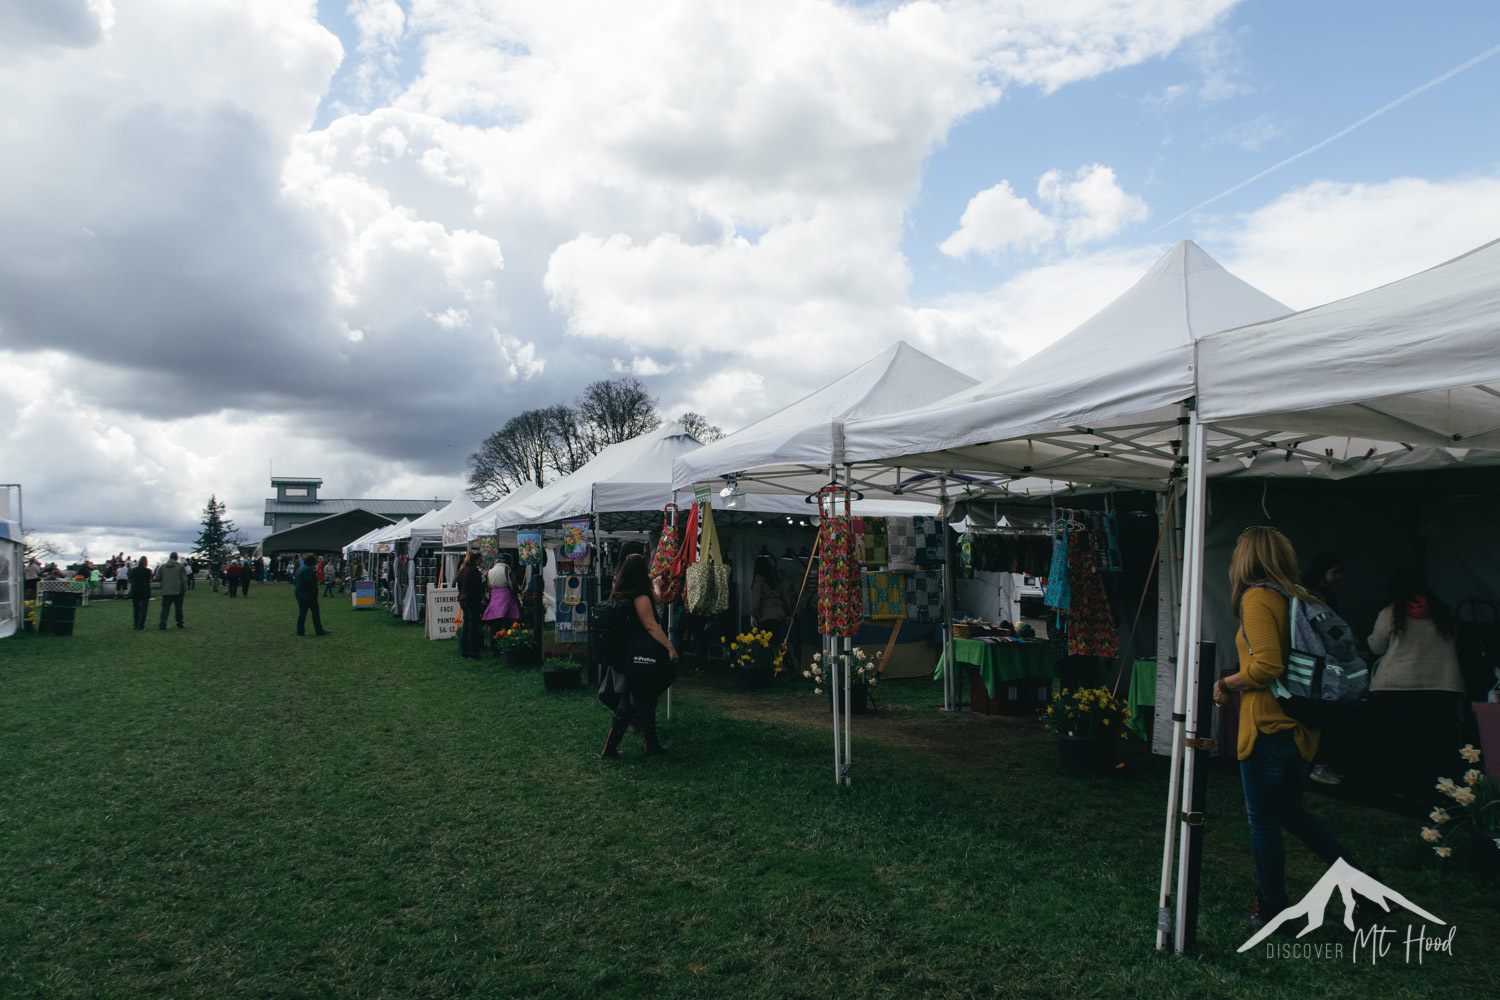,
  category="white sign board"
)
[425,585,459,640]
